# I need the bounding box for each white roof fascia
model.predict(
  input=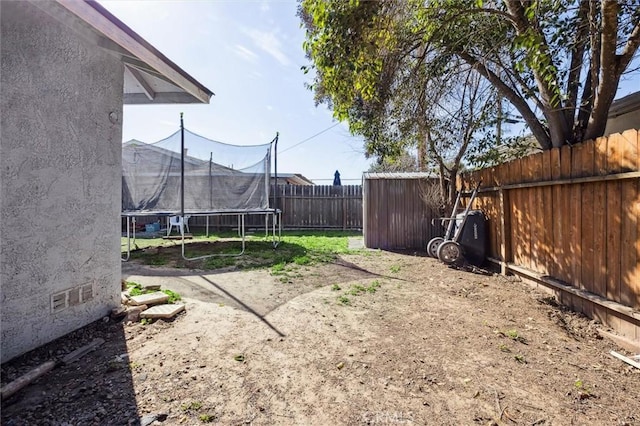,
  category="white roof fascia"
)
[53,0,213,104]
